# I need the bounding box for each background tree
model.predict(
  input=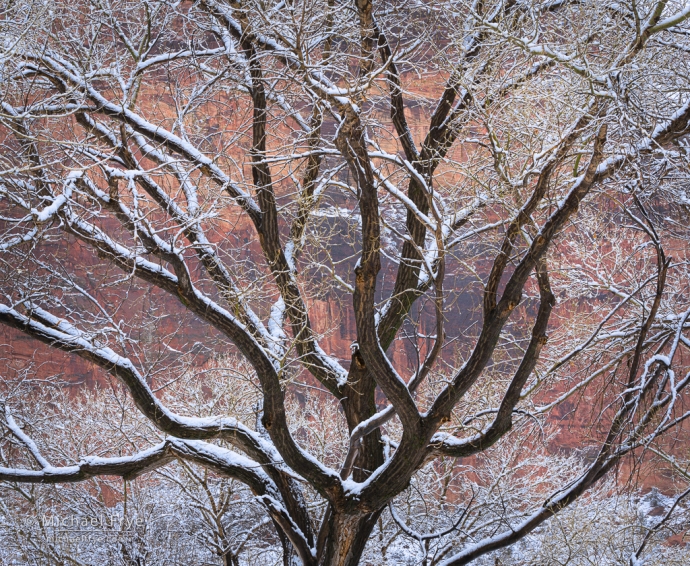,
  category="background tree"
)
[2,0,690,564]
